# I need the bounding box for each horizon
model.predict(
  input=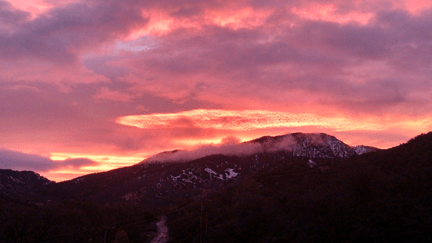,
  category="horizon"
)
[0,131,425,182]
[1,0,432,181]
